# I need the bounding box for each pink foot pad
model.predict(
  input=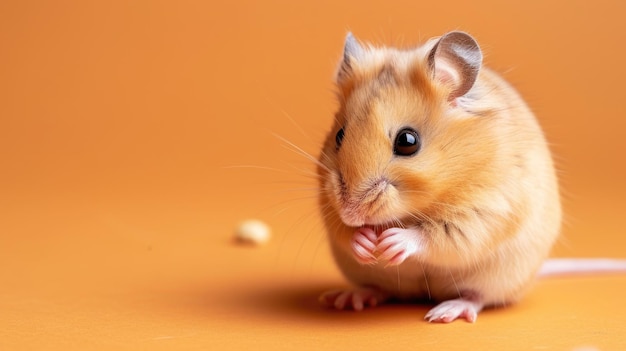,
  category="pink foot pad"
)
[424,294,484,323]
[319,287,387,311]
